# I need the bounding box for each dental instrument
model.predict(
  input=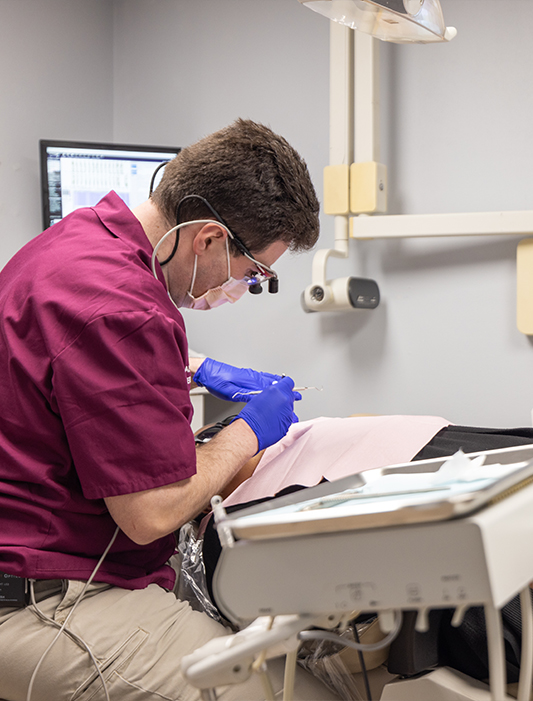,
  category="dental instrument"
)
[232,386,323,399]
